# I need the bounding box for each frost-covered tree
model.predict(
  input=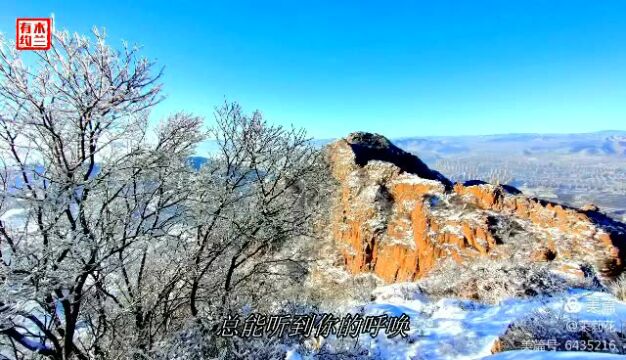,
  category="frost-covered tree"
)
[186,102,330,318]
[0,29,330,359]
[0,28,205,359]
